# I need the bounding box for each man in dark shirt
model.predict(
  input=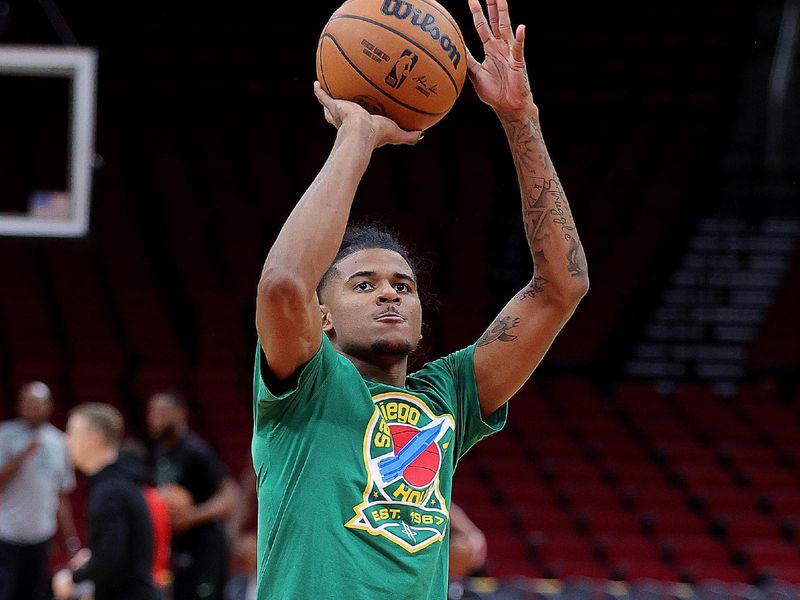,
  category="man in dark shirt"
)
[53,403,157,600]
[147,392,239,600]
